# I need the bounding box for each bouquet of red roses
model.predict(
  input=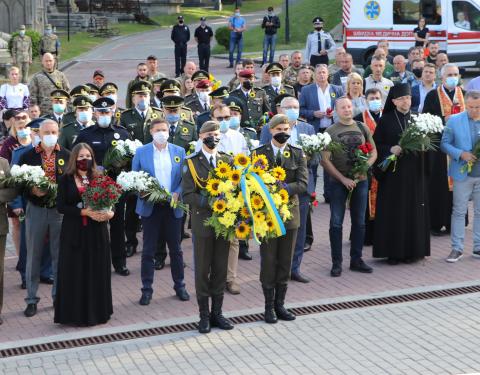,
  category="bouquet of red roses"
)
[82,175,122,211]
[347,142,374,204]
